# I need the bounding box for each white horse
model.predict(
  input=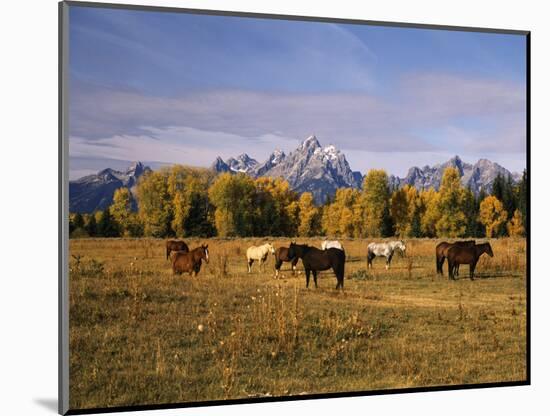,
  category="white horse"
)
[246,243,275,273]
[321,240,344,251]
[367,240,406,270]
